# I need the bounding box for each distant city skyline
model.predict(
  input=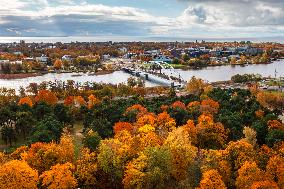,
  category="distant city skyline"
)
[1,0,284,39]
